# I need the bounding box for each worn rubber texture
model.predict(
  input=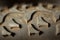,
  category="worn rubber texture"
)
[0,3,60,40]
